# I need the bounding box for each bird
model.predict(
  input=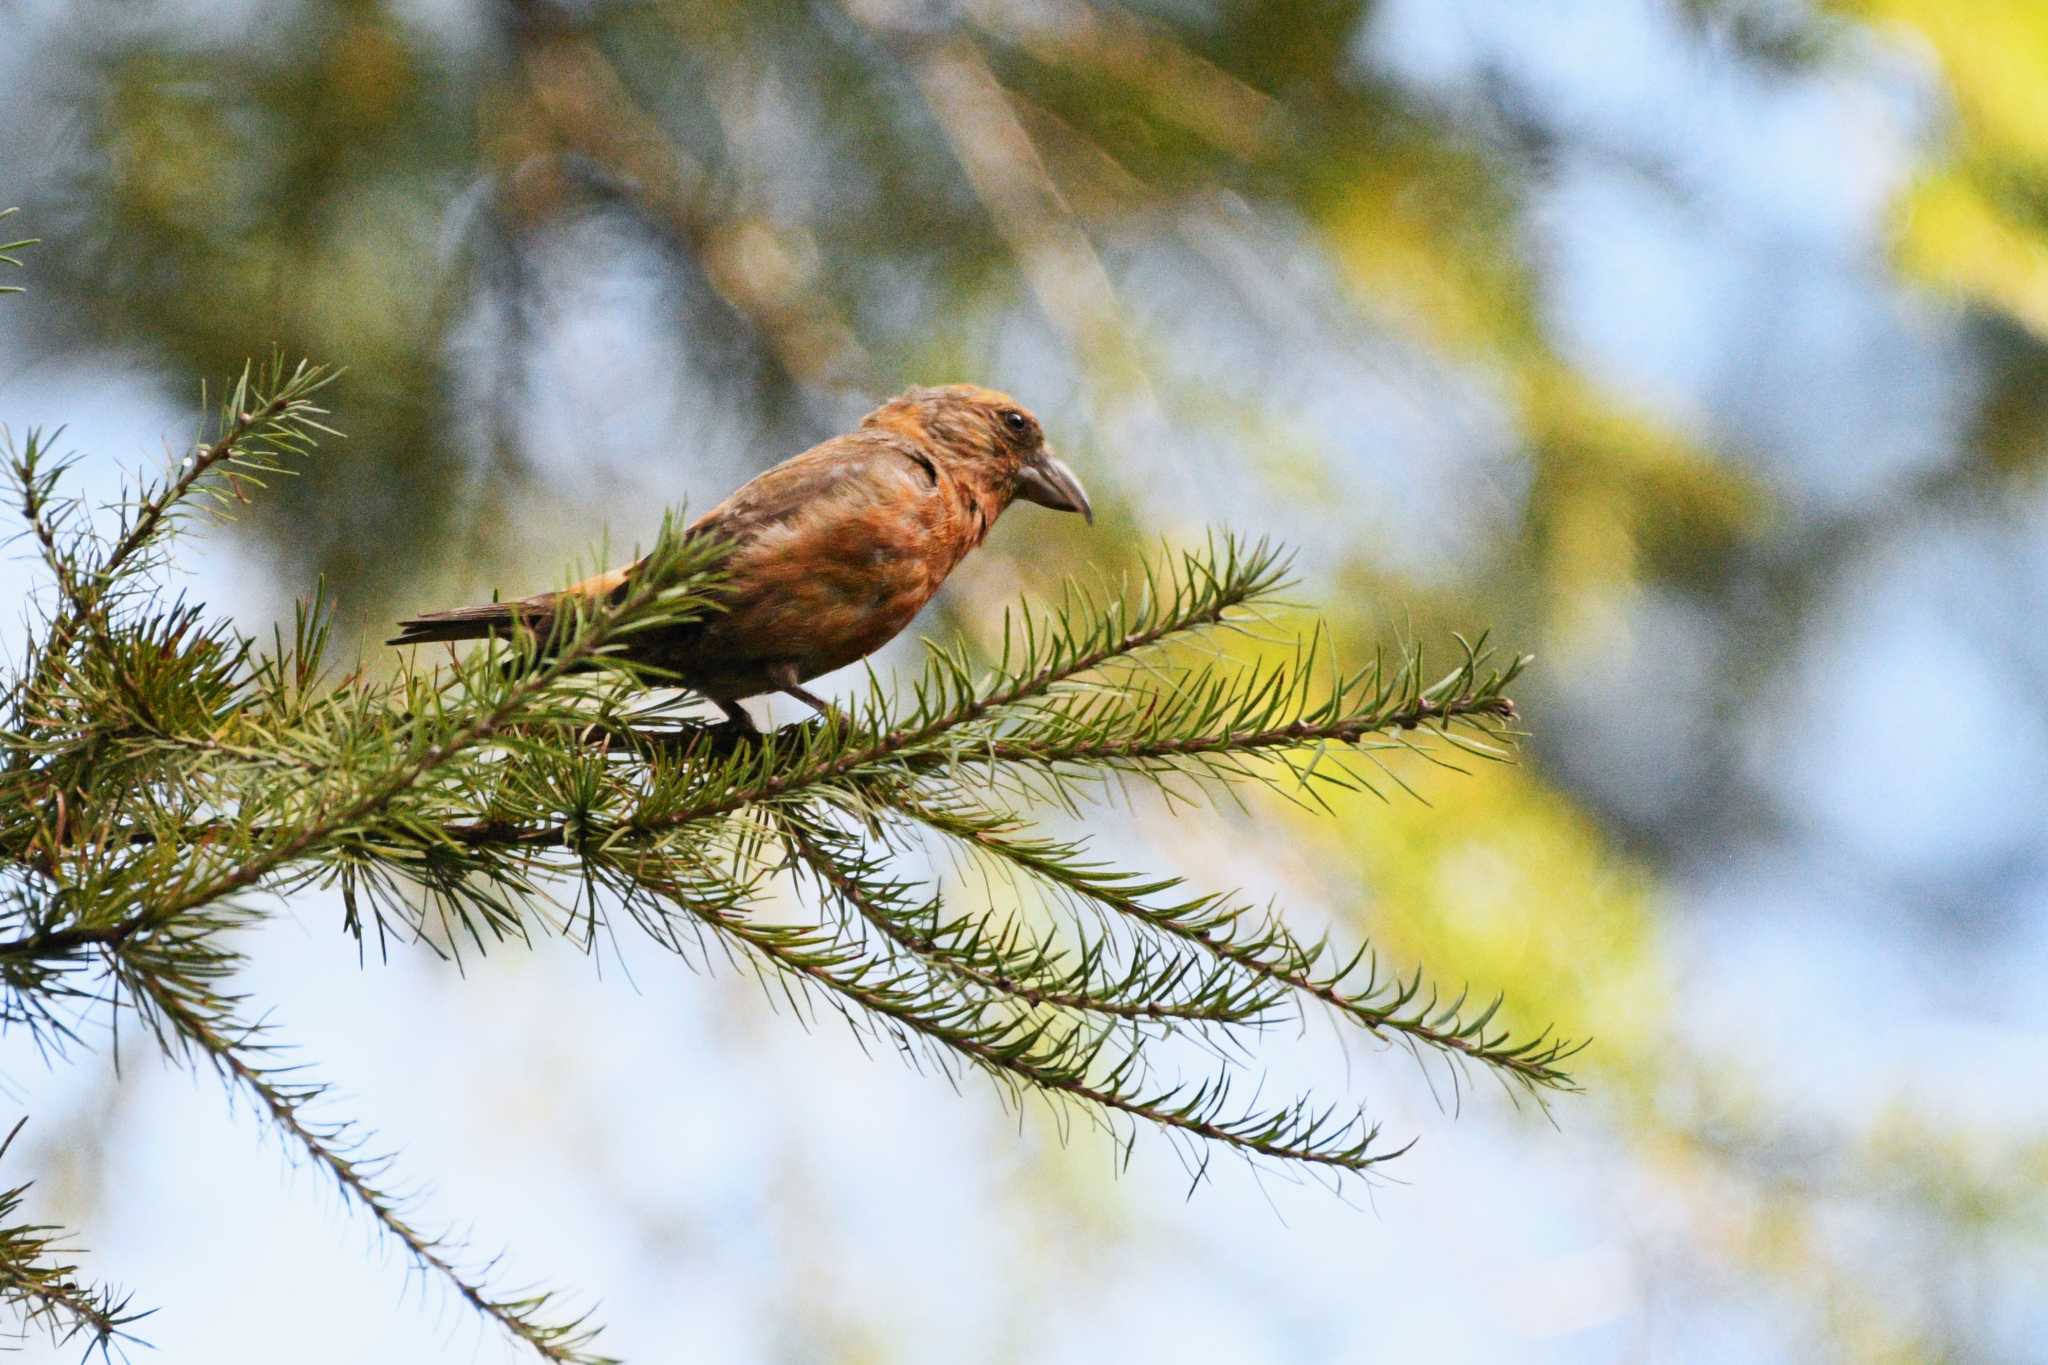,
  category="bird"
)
[388,384,1093,732]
